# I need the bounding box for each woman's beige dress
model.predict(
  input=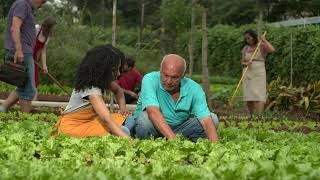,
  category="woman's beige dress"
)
[242,45,267,102]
